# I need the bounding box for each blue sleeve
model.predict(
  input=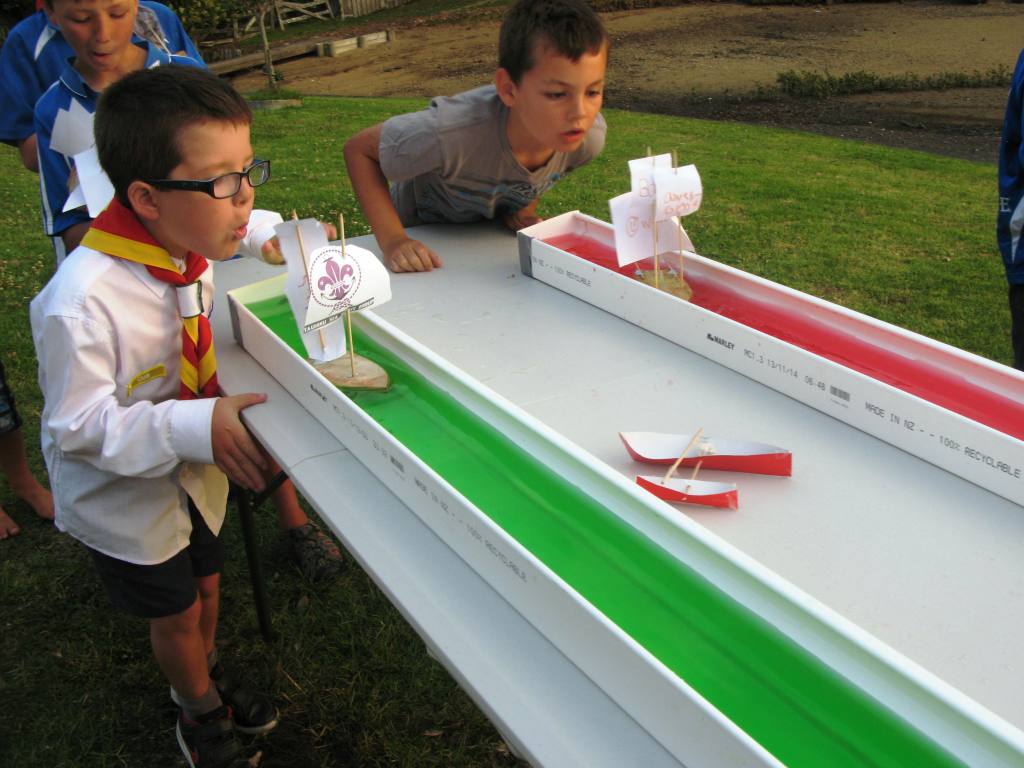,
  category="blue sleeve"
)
[34,91,89,237]
[144,1,206,65]
[0,18,52,143]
